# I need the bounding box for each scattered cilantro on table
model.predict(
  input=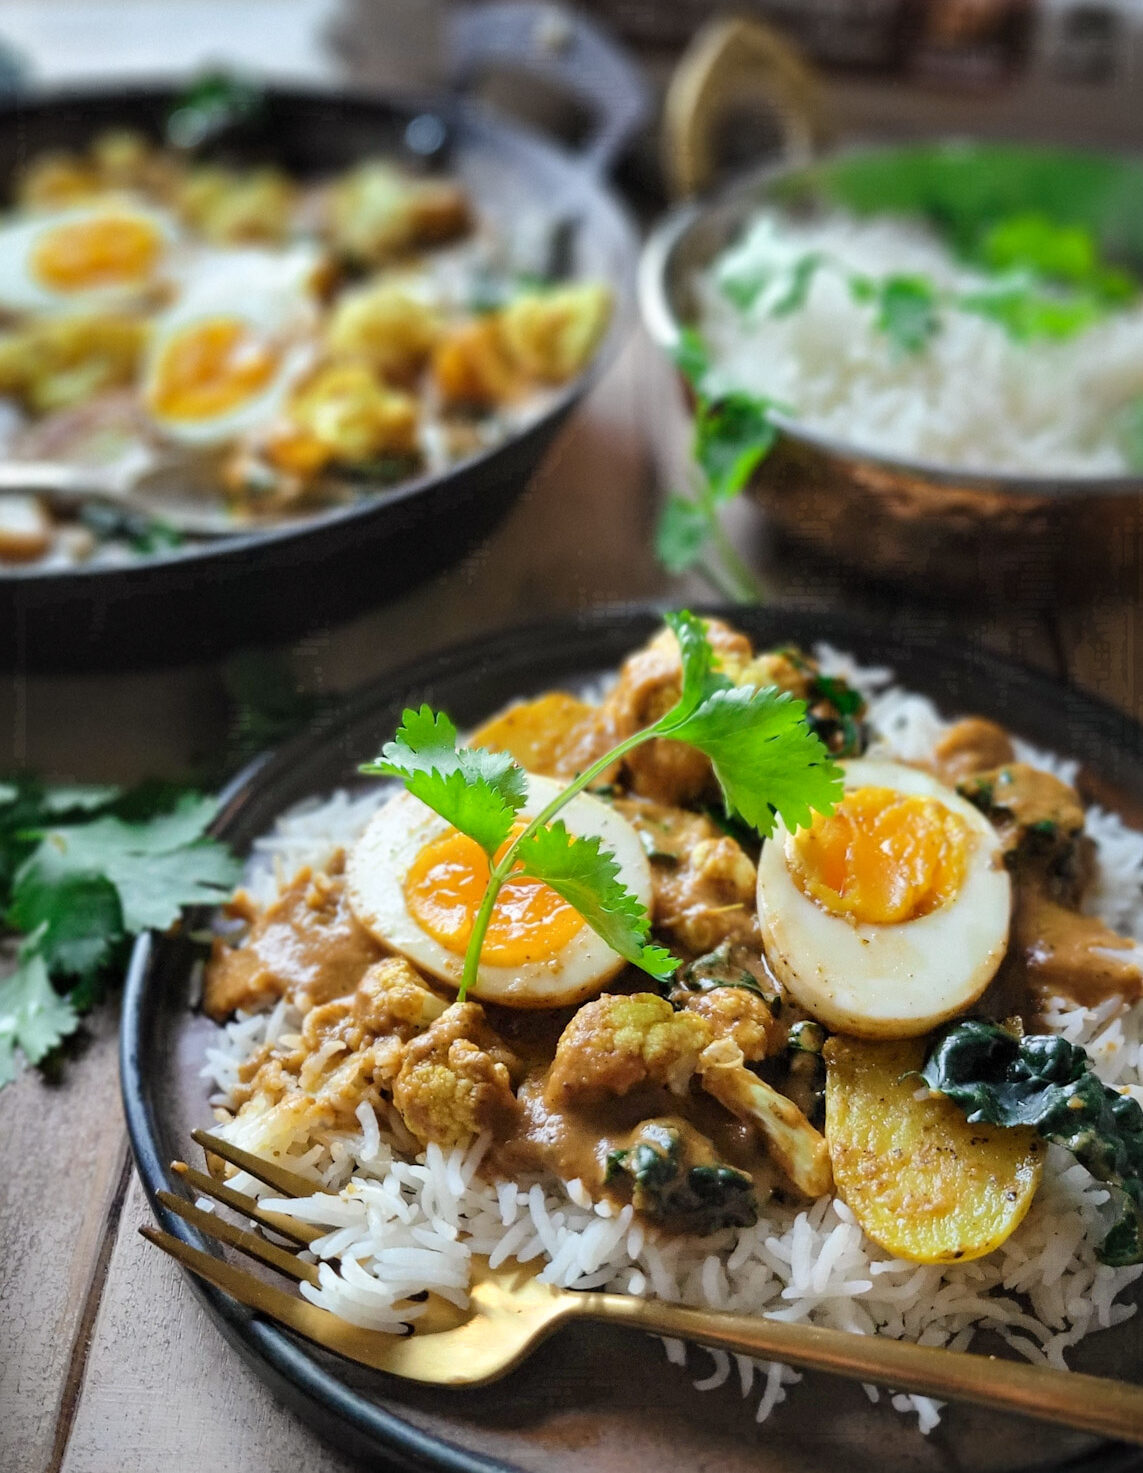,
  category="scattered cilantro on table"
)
[0,782,240,1085]
[368,610,842,1000]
